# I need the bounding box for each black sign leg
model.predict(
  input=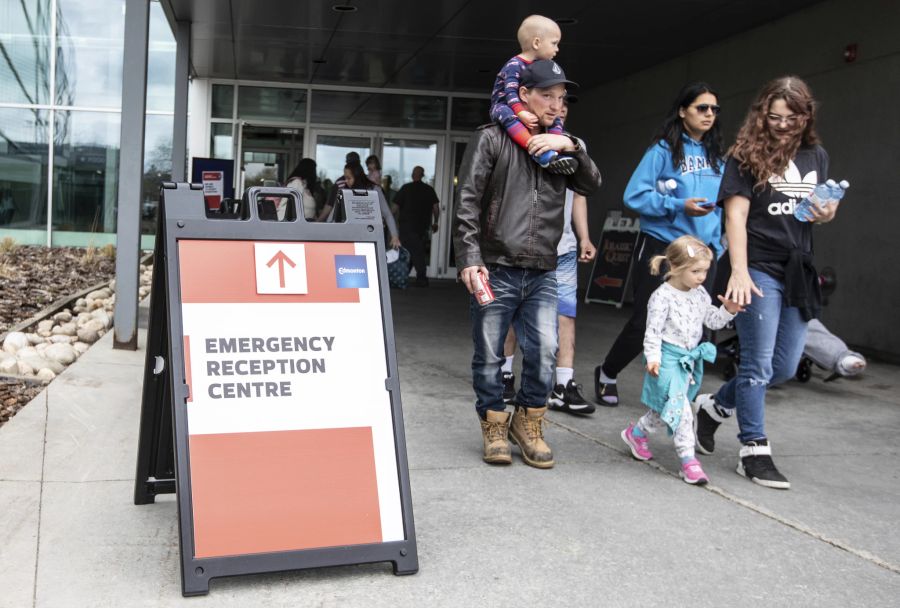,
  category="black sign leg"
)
[134,209,176,504]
